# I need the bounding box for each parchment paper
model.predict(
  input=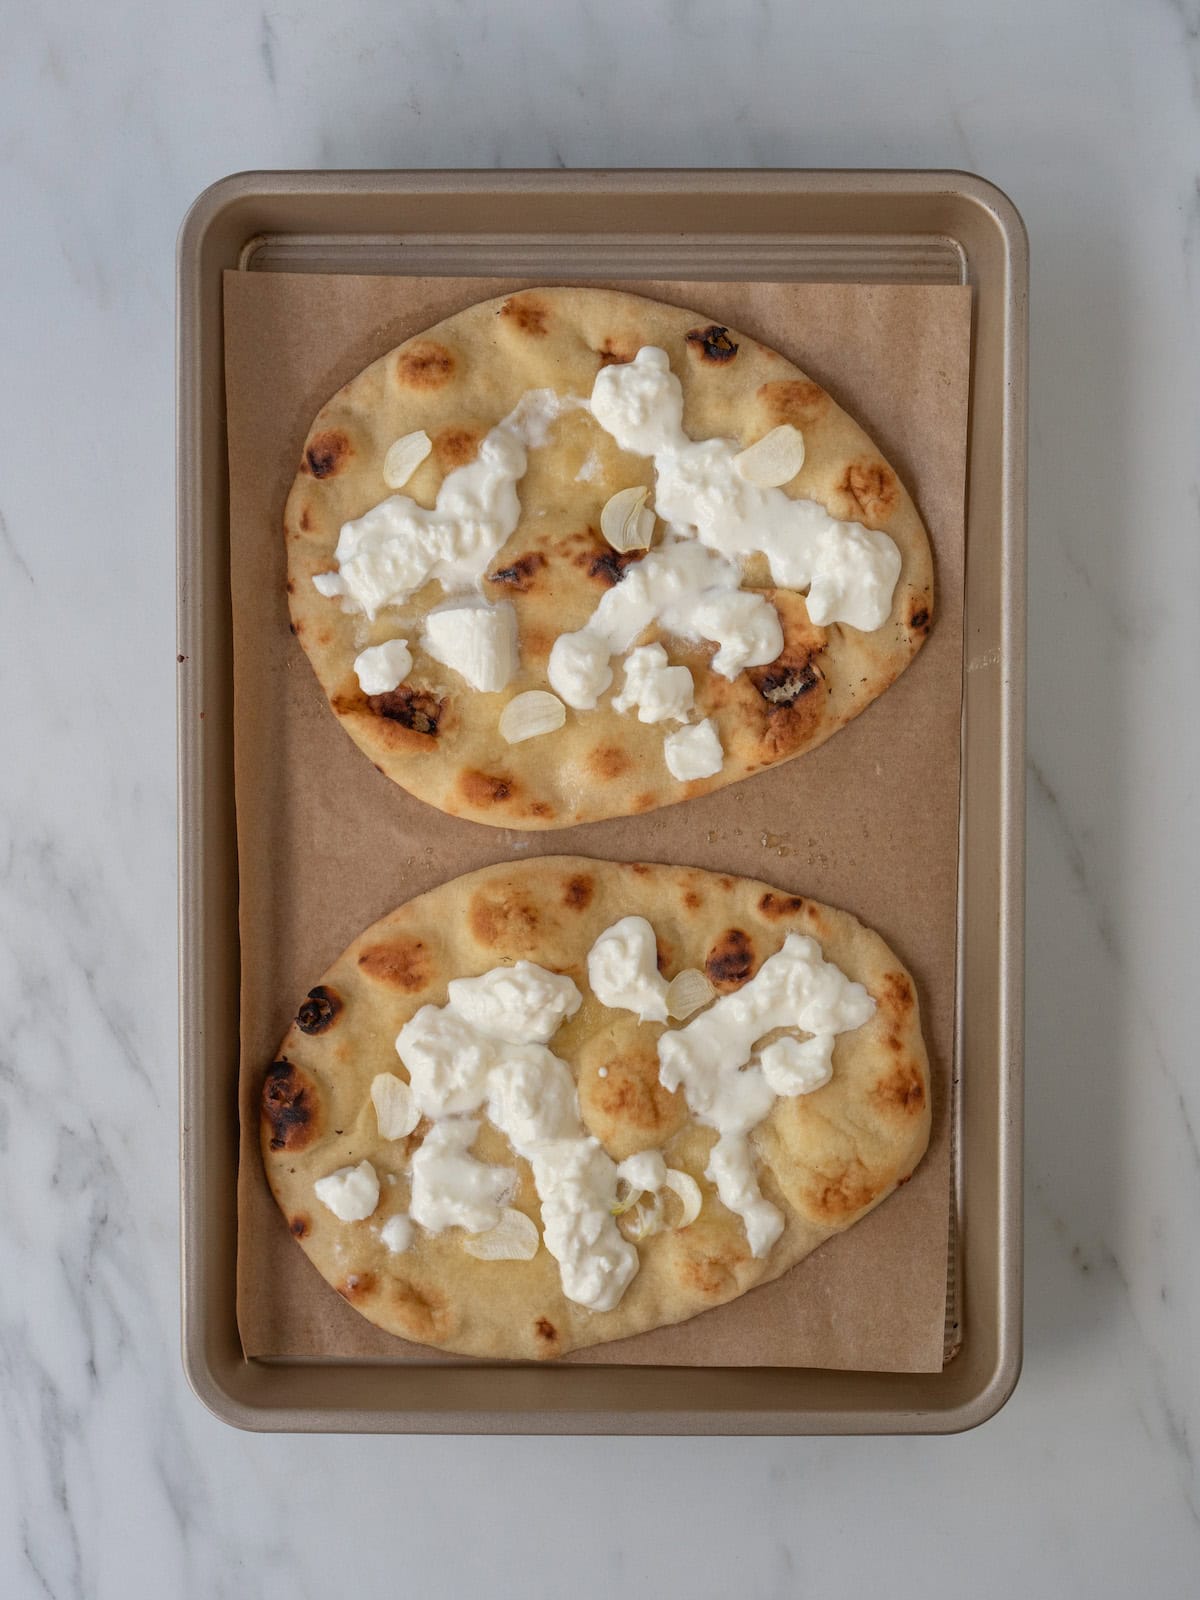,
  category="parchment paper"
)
[226,274,970,1372]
